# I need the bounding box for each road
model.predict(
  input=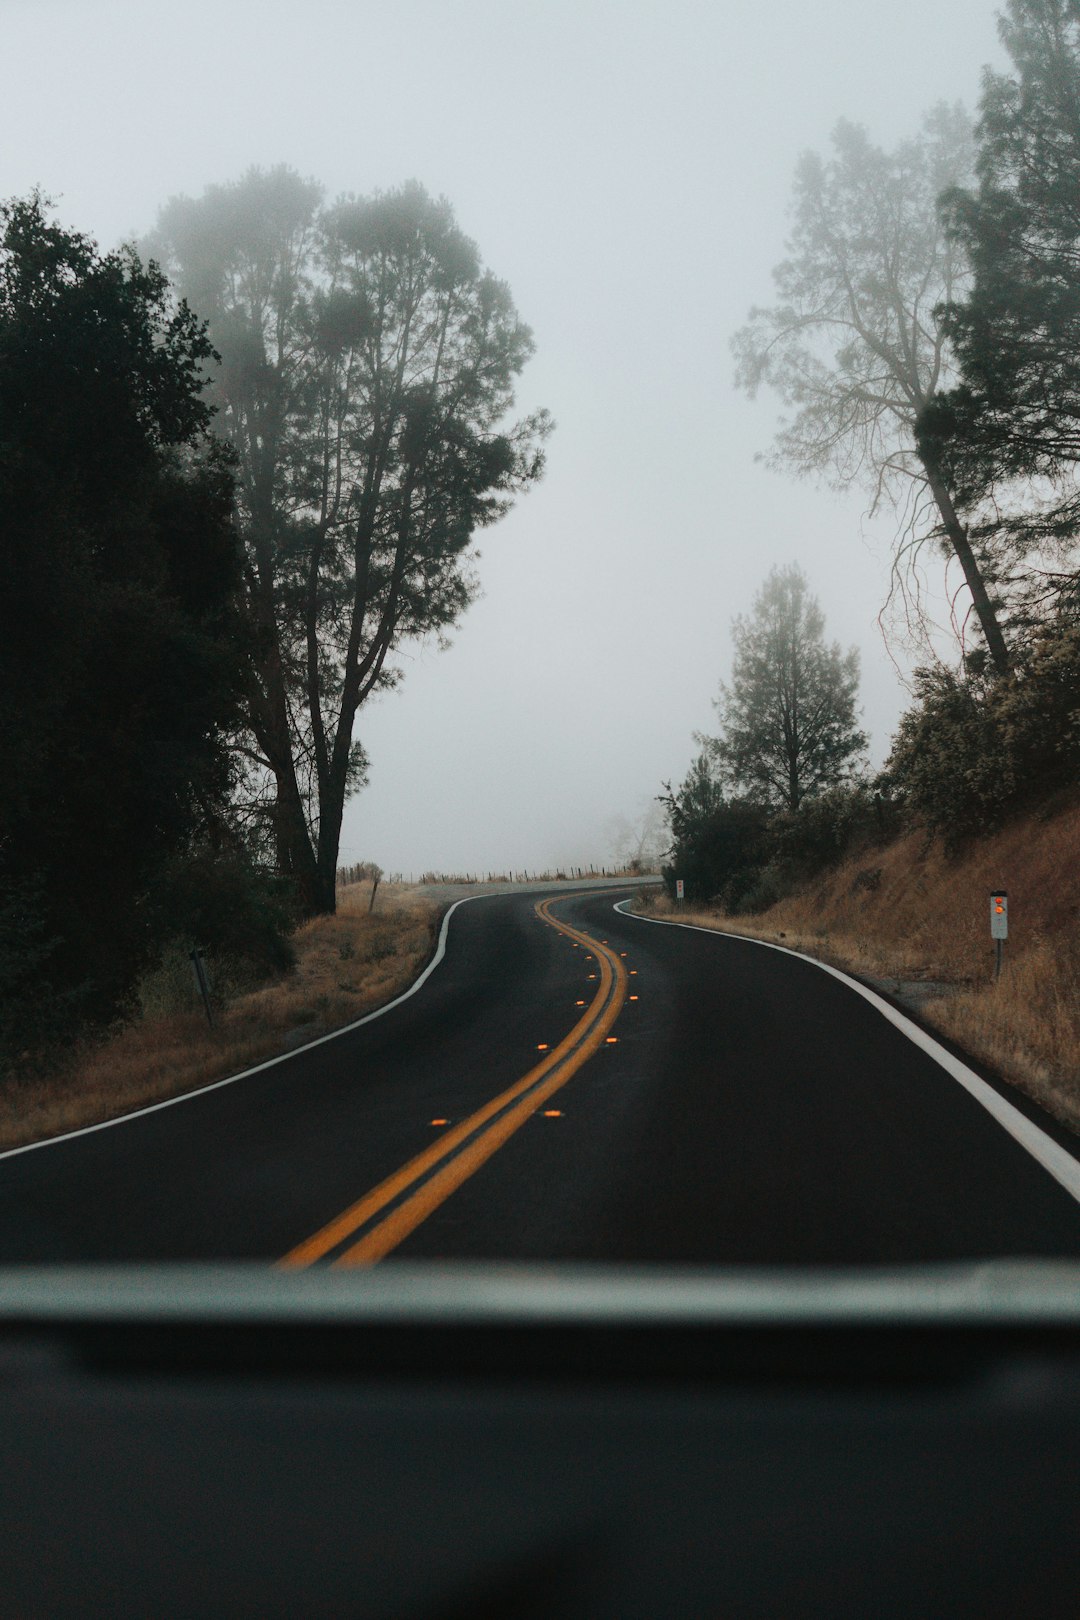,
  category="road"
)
[2,884,1080,1265]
